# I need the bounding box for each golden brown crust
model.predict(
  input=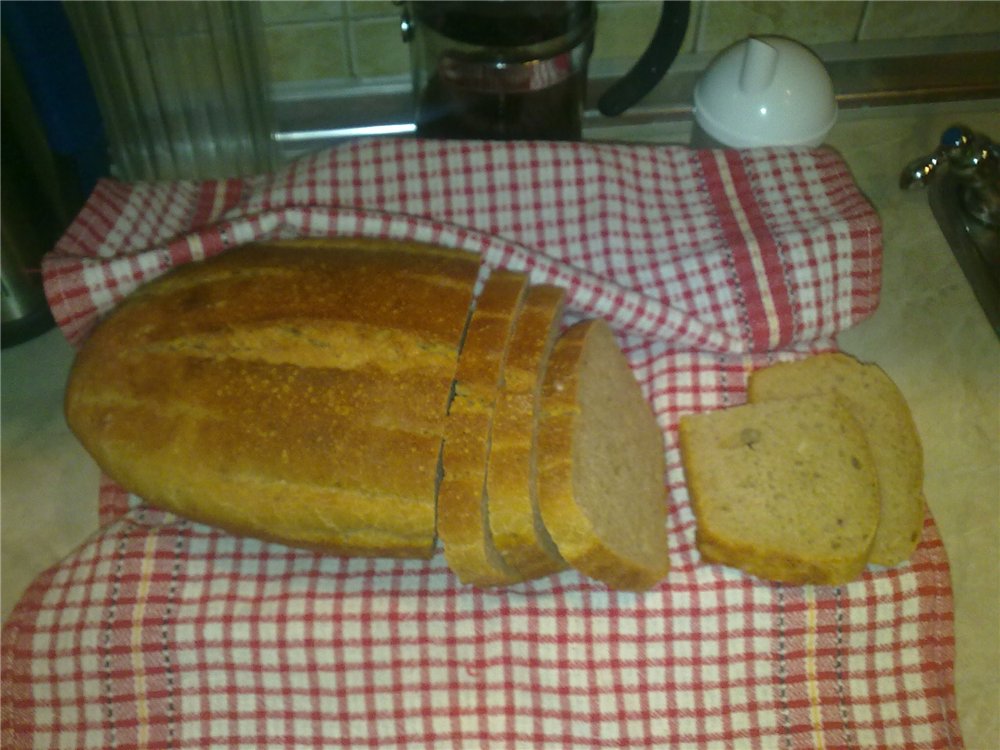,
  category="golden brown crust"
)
[111,238,482,347]
[65,237,481,558]
[487,285,568,580]
[437,270,529,586]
